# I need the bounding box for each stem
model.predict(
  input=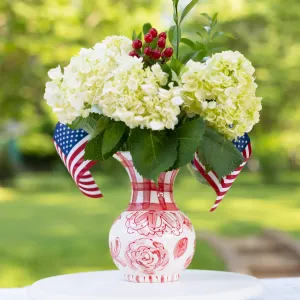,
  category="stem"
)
[174,4,180,59]
[176,26,180,59]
